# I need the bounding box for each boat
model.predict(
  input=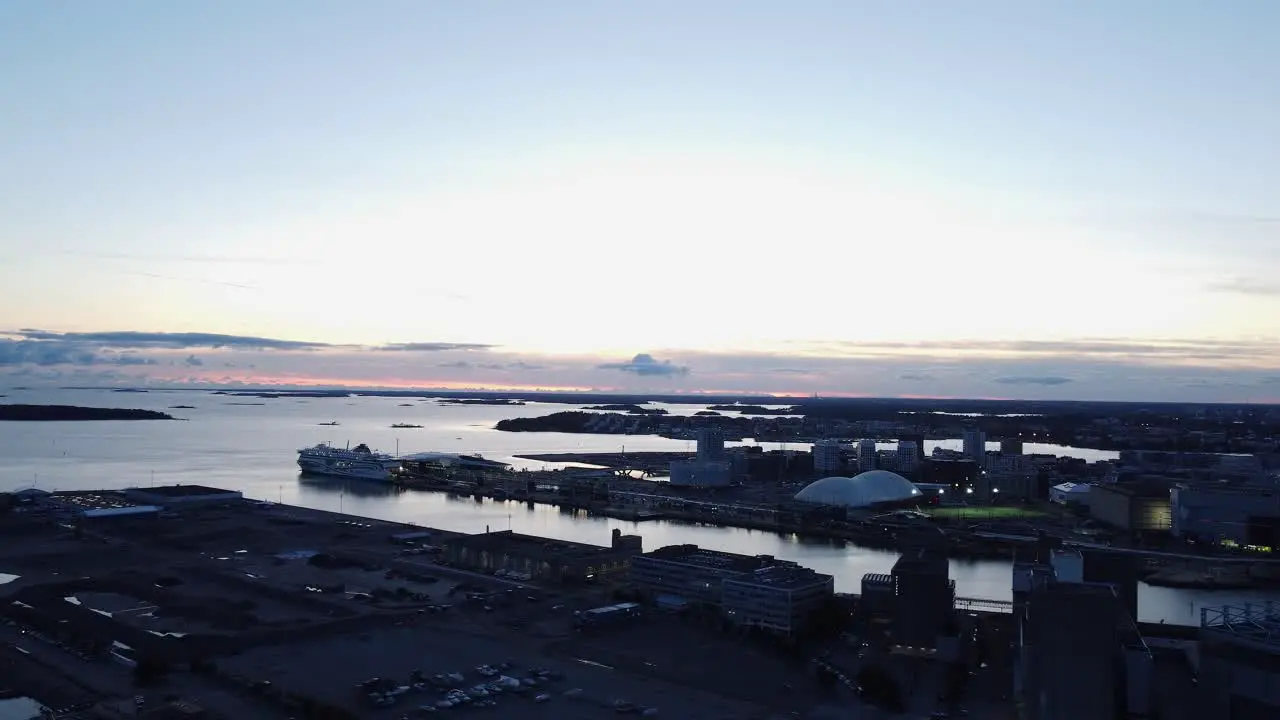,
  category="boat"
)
[318,421,339,426]
[297,442,401,481]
